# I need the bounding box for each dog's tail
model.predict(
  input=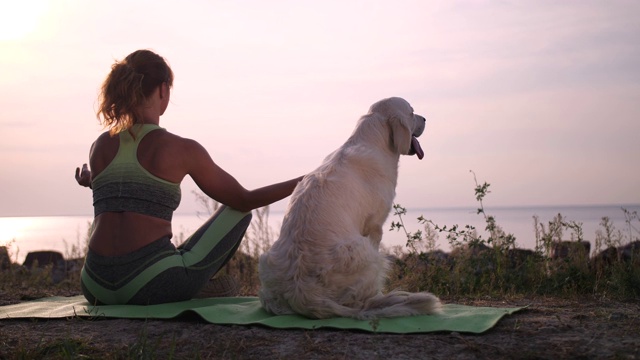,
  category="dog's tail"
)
[355,290,442,319]
[300,290,442,320]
